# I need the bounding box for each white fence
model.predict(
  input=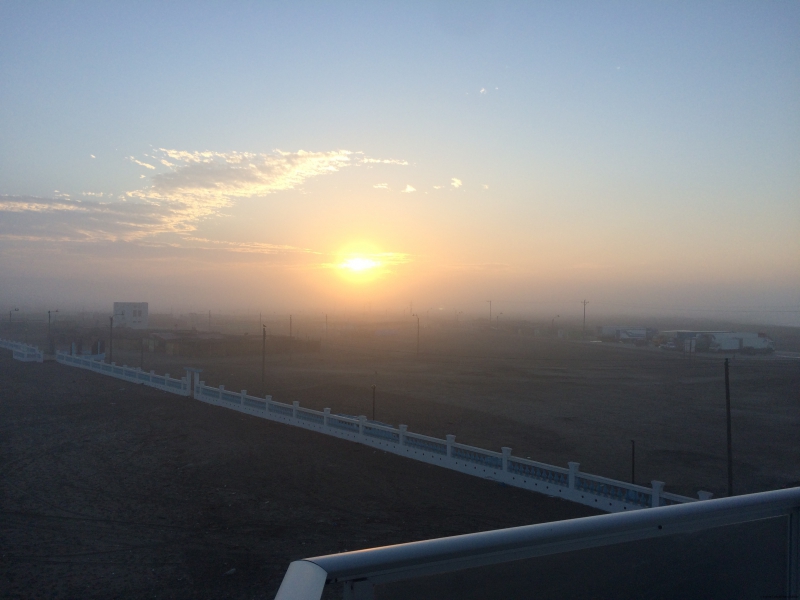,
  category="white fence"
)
[0,337,43,362]
[2,342,710,513]
[55,352,190,395]
[189,372,706,512]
